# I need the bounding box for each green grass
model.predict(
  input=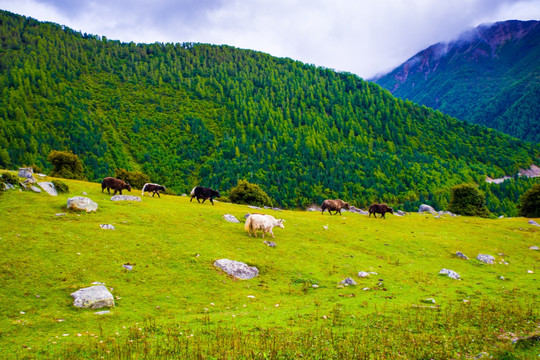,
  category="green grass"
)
[0,175,538,359]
